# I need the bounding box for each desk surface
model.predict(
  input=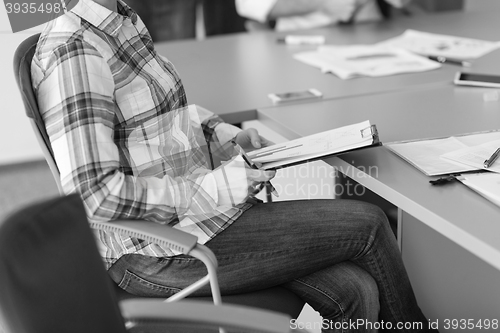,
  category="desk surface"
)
[155,9,500,269]
[257,84,500,270]
[258,84,500,142]
[156,10,500,122]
